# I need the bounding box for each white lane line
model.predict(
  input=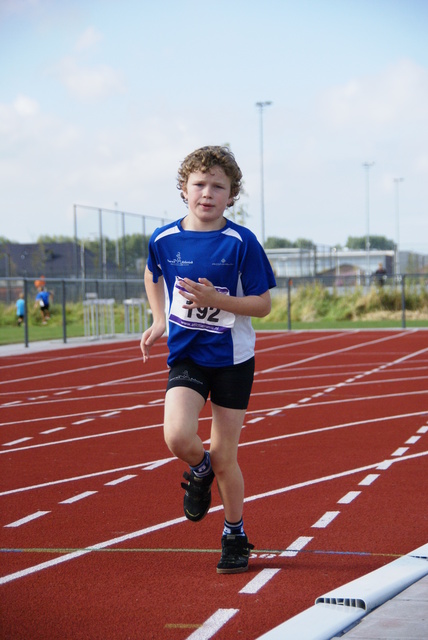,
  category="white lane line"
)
[239,568,281,594]
[280,536,313,557]
[267,410,282,415]
[54,390,71,396]
[392,447,409,457]
[5,511,50,527]
[247,417,264,424]
[41,427,66,434]
[377,460,394,470]
[101,411,121,418]
[72,418,94,425]
[185,609,239,640]
[59,491,97,504]
[406,435,421,445]
[337,491,361,504]
[2,437,32,446]
[2,401,22,406]
[2,451,427,584]
[312,511,340,528]
[359,474,380,486]
[105,475,137,486]
[418,426,428,434]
